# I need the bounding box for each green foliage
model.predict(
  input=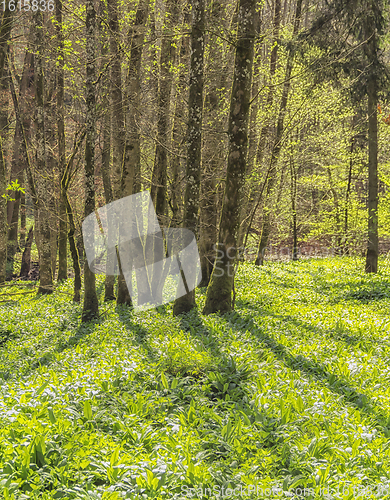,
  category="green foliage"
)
[0,261,390,497]
[2,179,25,202]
